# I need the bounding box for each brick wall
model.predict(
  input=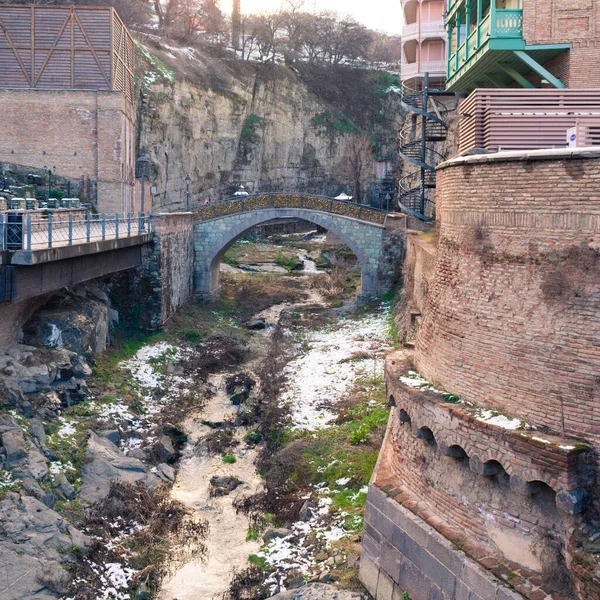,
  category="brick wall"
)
[416,149,600,448]
[523,0,600,87]
[0,89,135,213]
